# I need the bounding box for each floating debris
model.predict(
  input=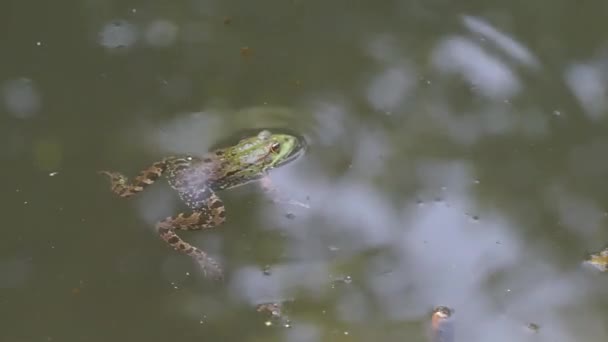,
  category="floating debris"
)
[240,47,253,58]
[525,322,540,333]
[256,302,291,328]
[430,306,454,342]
